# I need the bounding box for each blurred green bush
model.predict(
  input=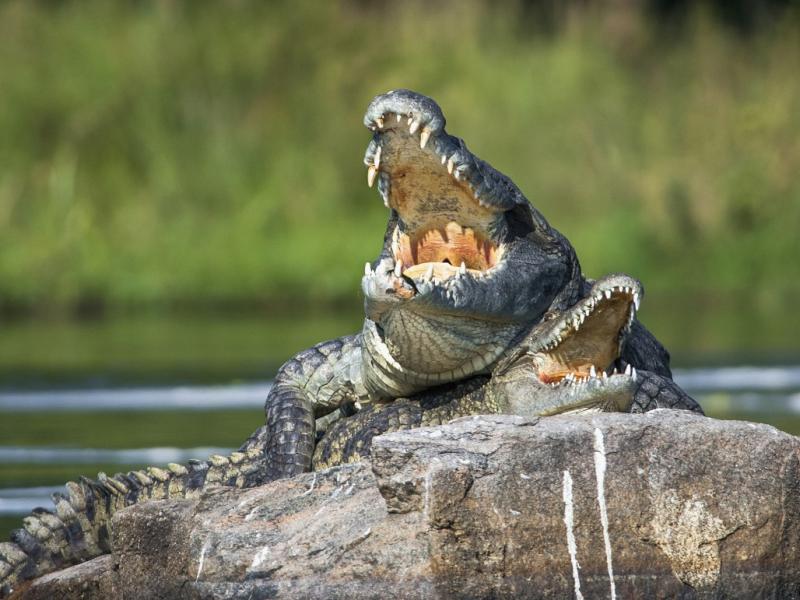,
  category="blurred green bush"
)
[1,0,798,315]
